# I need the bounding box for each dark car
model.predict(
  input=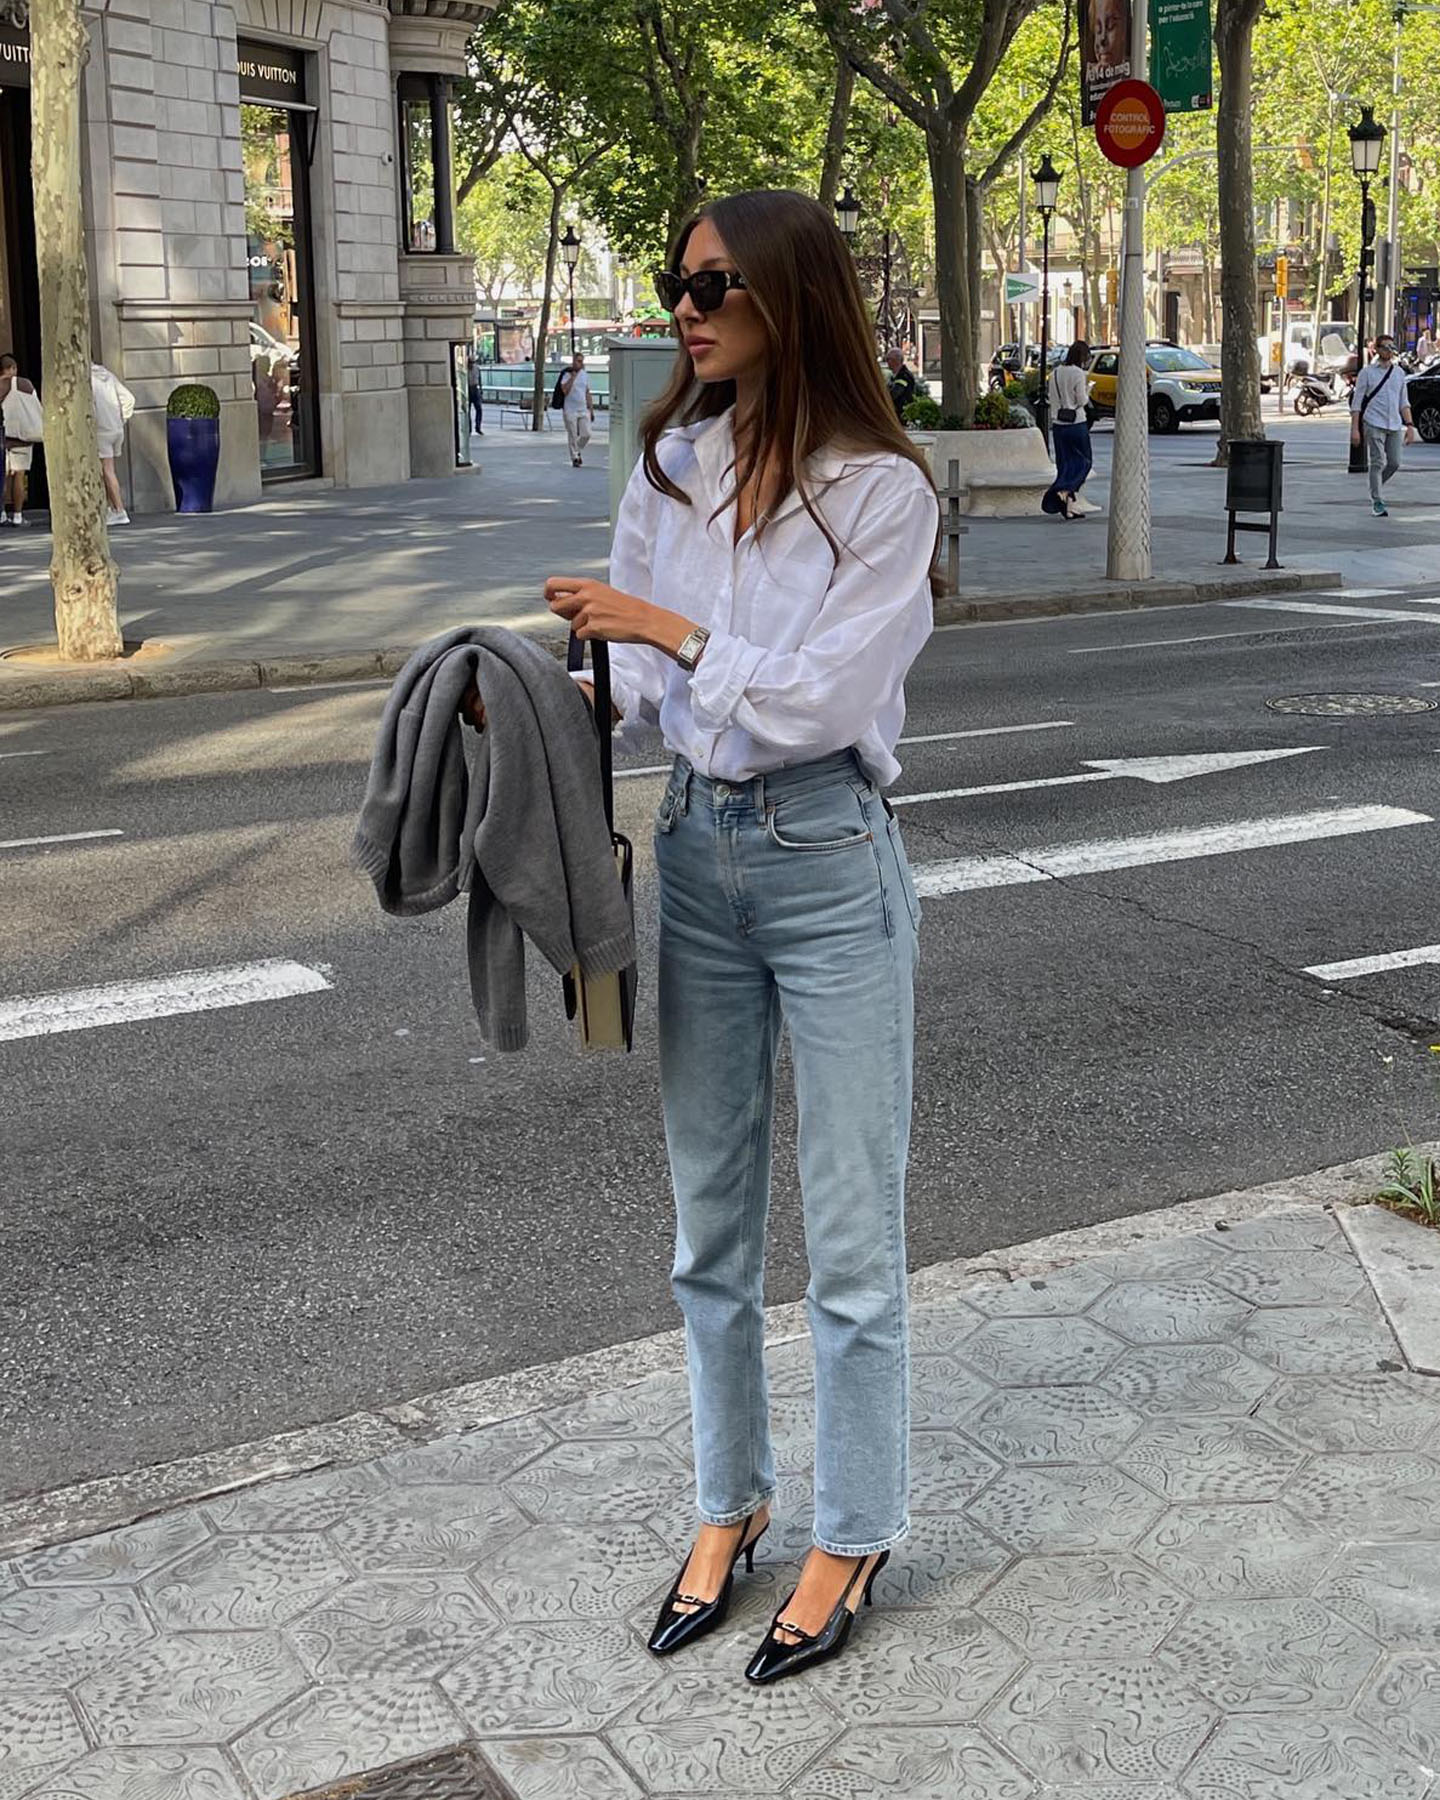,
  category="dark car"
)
[988,343,1024,389]
[1407,361,1440,441]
